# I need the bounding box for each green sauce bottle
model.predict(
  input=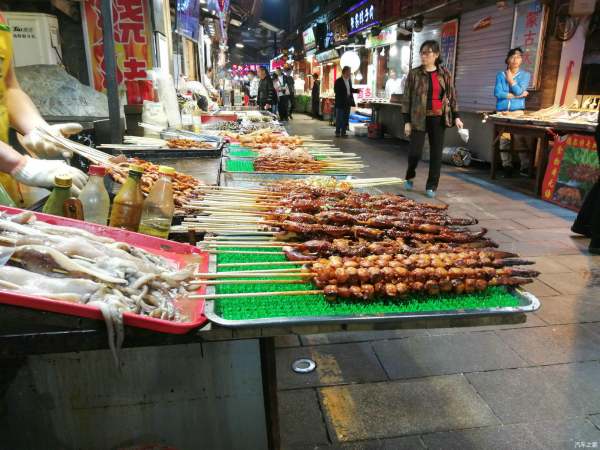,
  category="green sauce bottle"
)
[42,174,72,217]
